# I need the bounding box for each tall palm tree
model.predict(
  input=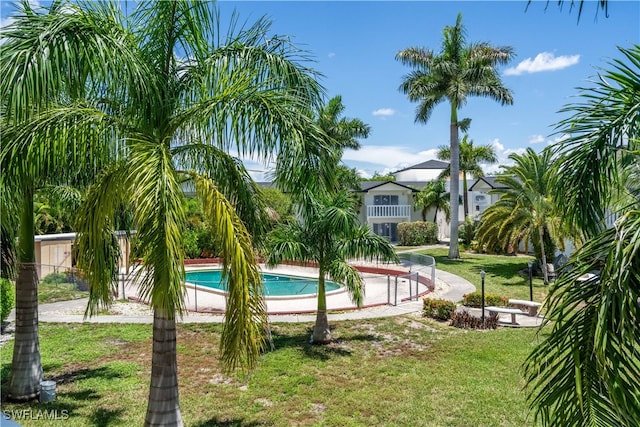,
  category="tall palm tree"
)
[1,0,123,399]
[524,44,640,427]
[414,178,450,222]
[396,13,514,259]
[1,2,323,424]
[437,134,498,218]
[270,96,392,344]
[266,190,398,344]
[276,95,370,194]
[475,148,566,283]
